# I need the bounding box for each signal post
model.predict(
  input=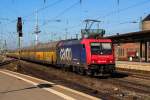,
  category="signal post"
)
[17,17,23,71]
